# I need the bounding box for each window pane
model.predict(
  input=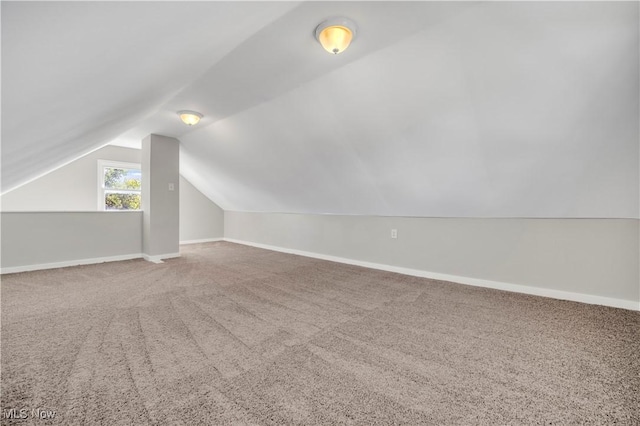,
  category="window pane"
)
[105,193,141,210]
[104,167,141,190]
